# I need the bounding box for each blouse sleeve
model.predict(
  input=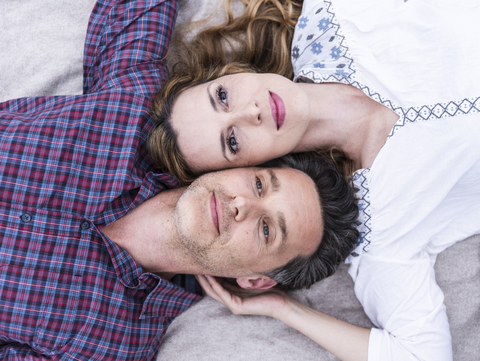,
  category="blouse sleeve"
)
[353,253,452,361]
[82,0,178,96]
